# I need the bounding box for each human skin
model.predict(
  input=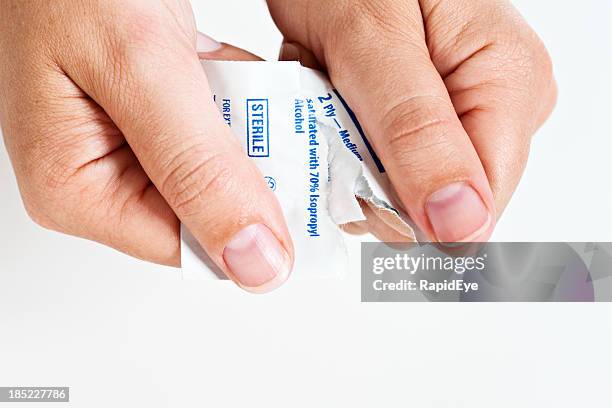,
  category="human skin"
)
[0,0,555,292]
[0,0,292,293]
[269,0,557,242]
